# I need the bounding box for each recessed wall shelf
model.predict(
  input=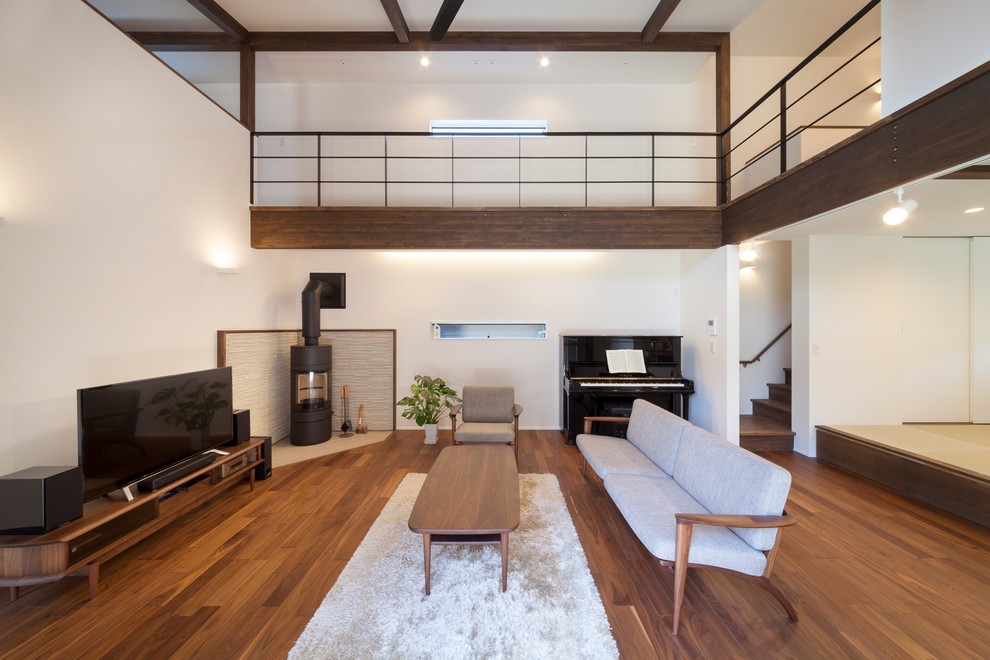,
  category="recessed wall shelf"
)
[431,322,547,340]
